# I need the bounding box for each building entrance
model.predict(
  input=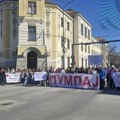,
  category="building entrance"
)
[27,51,37,69]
